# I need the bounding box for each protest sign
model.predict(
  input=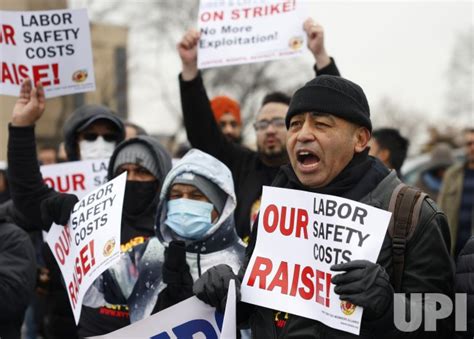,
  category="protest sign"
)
[197,0,308,68]
[91,280,237,338]
[40,158,108,199]
[46,172,126,324]
[241,186,392,335]
[0,8,95,97]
